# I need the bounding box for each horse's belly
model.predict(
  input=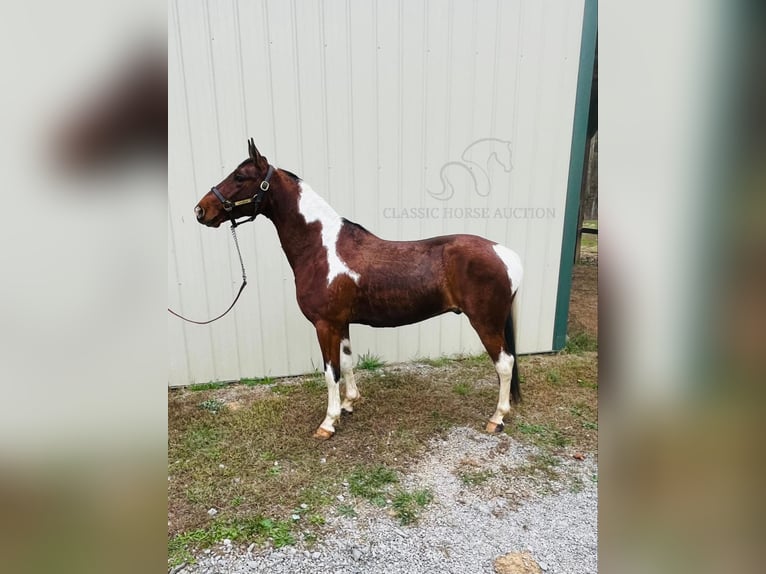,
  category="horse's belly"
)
[350,285,449,327]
